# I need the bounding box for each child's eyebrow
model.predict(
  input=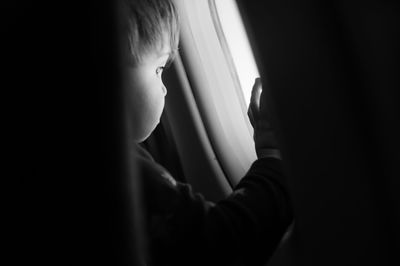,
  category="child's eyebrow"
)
[165,48,179,68]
